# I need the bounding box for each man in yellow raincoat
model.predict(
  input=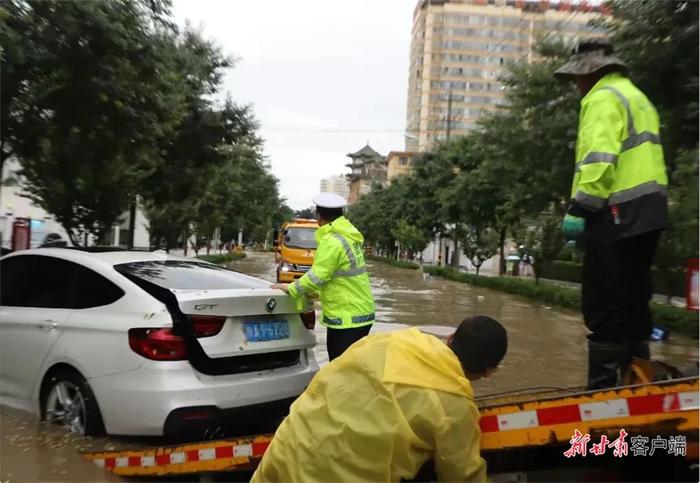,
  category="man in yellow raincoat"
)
[251,315,508,483]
